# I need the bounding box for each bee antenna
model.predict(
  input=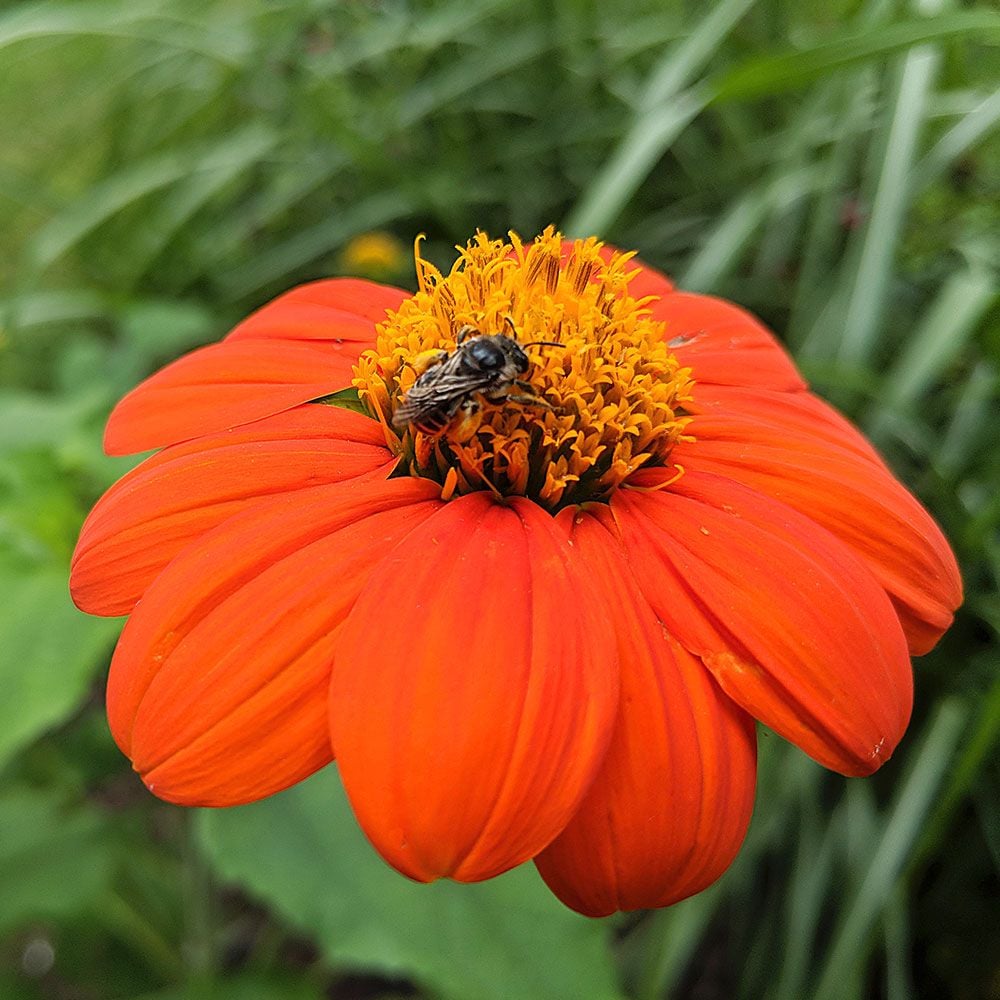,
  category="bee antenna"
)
[504,315,560,349]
